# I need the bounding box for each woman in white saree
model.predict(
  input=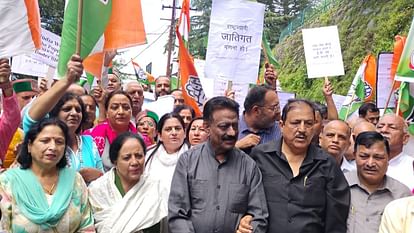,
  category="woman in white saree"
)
[88,132,167,233]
